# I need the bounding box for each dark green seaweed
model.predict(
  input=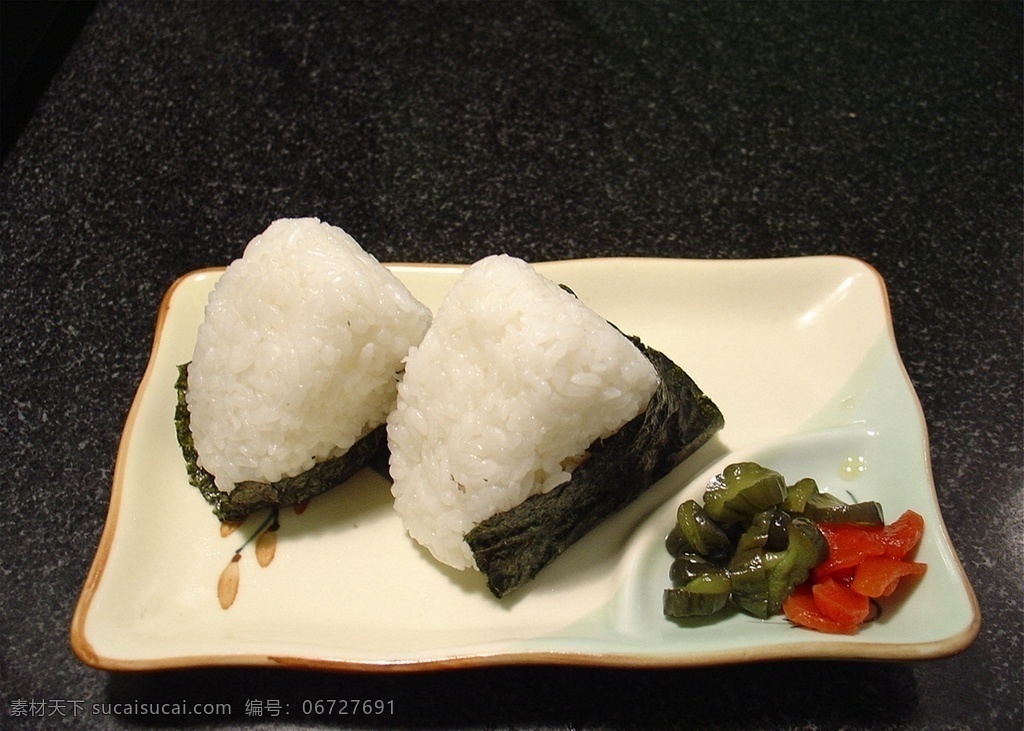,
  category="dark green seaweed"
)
[174,363,389,523]
[465,339,725,598]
